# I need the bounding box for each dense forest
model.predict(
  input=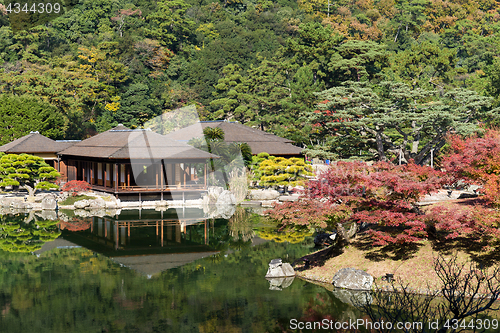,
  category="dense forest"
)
[1,0,500,162]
